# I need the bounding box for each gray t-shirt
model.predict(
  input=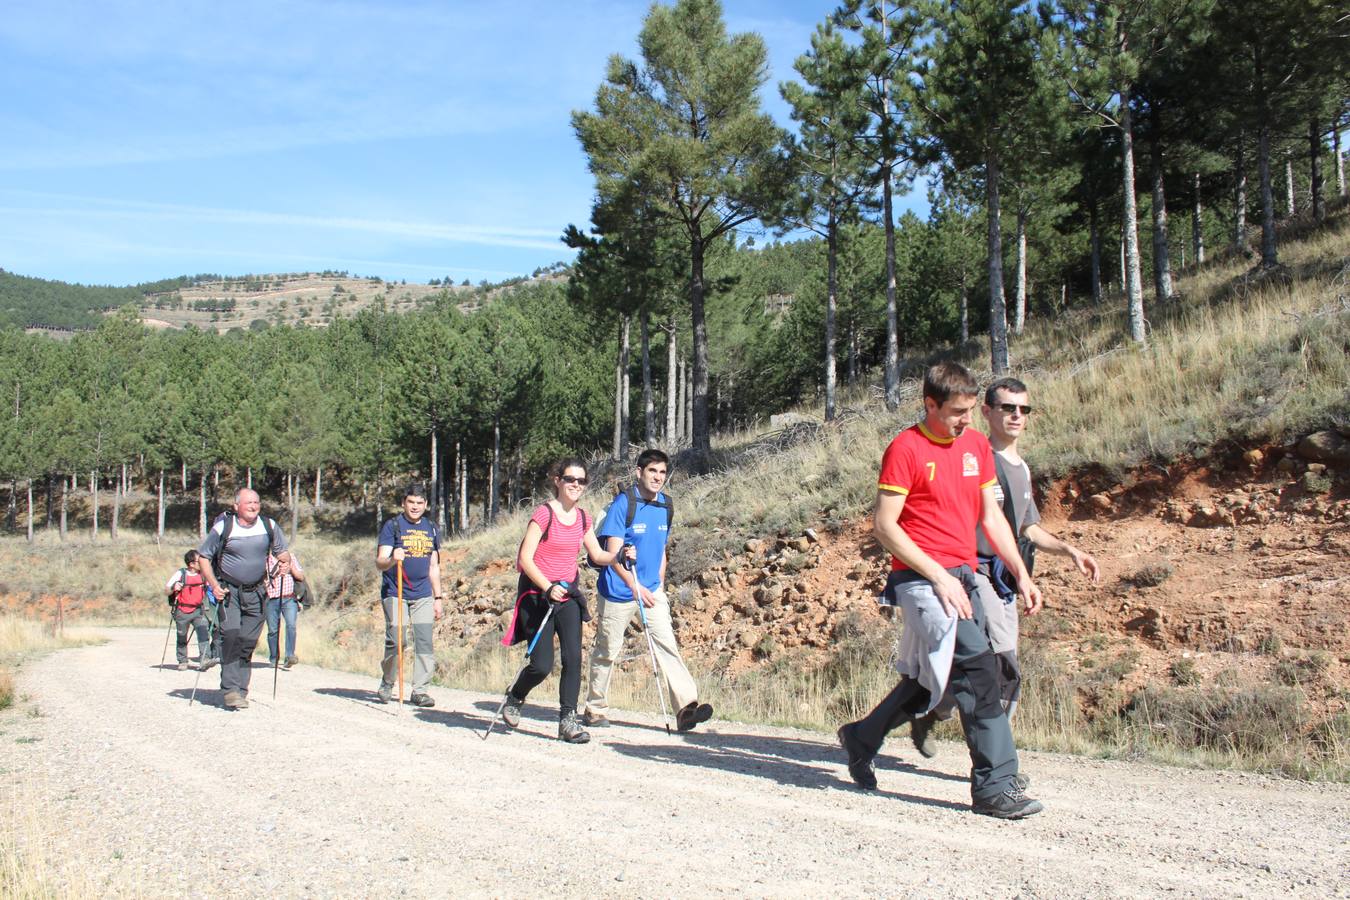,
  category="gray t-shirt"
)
[198,515,288,585]
[976,452,1040,558]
